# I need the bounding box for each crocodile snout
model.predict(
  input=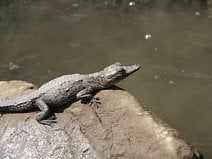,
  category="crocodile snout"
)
[125,64,140,75]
